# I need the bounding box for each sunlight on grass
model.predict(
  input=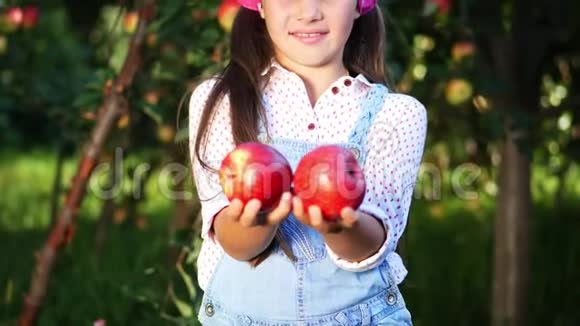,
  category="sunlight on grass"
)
[0,150,55,230]
[0,149,178,231]
[531,164,580,207]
